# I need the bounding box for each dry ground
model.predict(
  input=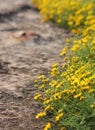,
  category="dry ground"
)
[0,0,70,129]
